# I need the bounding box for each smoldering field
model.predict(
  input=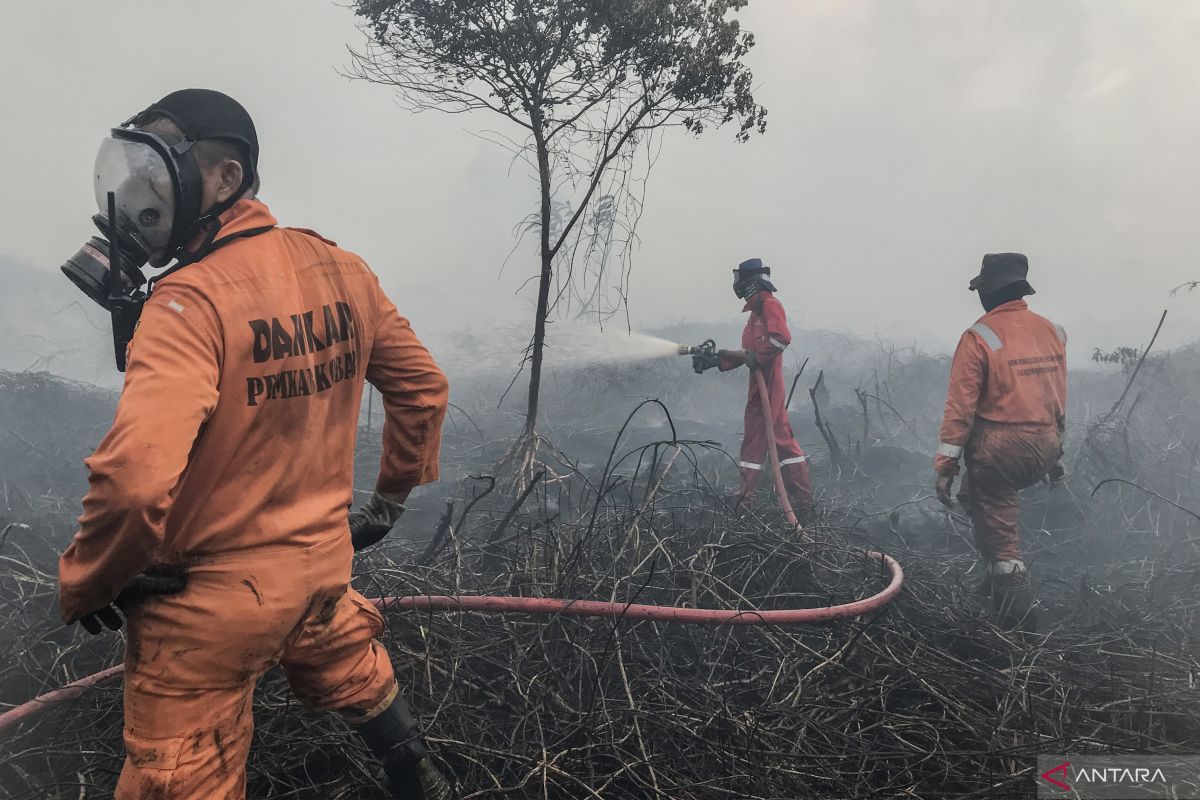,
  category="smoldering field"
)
[1,314,1199,799]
